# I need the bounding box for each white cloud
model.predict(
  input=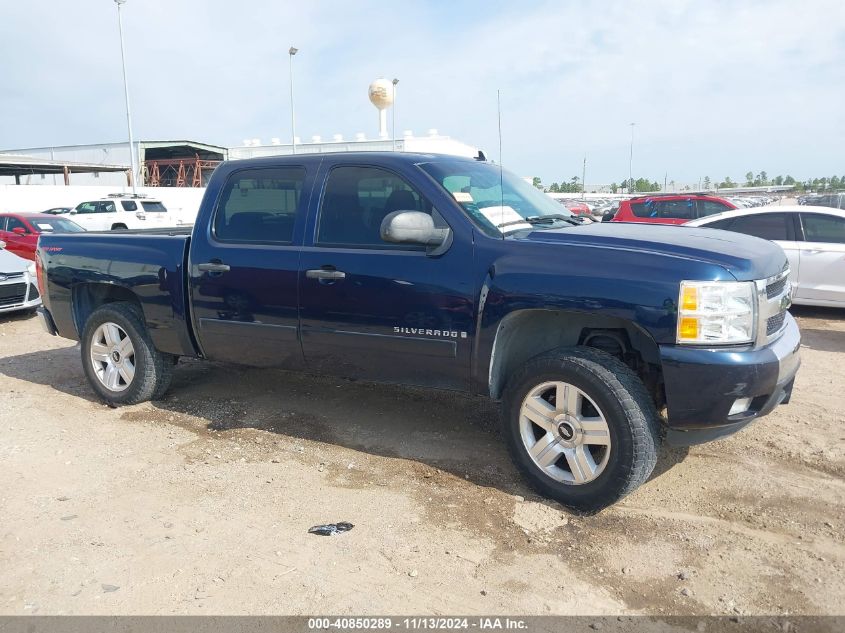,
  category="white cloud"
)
[1,0,842,183]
